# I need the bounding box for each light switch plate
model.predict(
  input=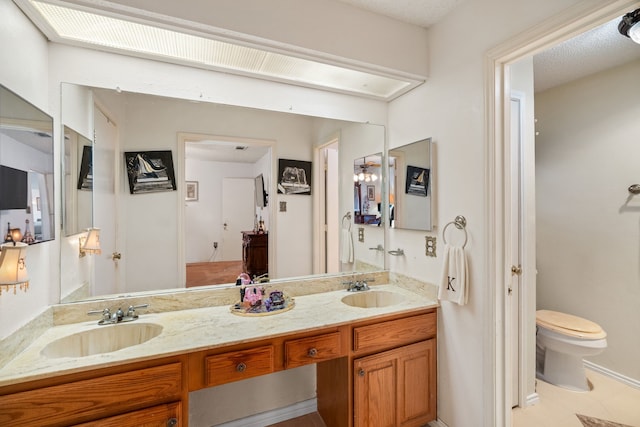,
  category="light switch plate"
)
[279,201,287,212]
